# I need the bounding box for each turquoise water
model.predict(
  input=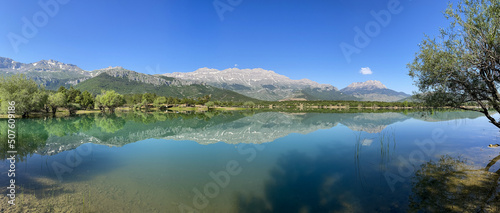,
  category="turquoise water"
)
[1,111,499,212]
